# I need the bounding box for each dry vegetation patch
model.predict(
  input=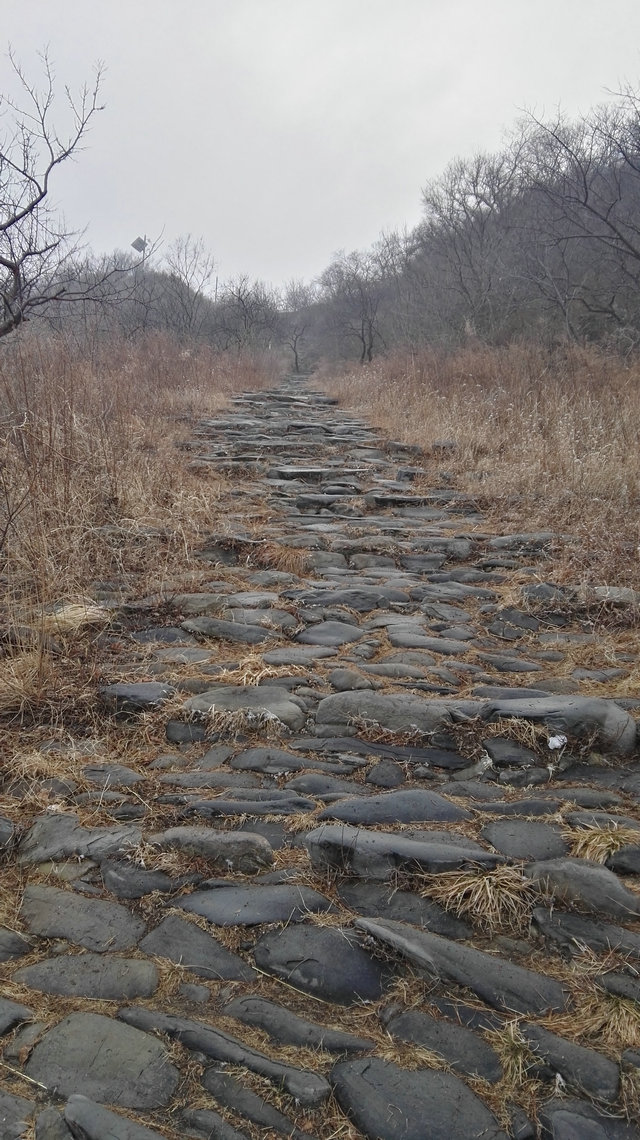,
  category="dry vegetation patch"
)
[318,343,640,589]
